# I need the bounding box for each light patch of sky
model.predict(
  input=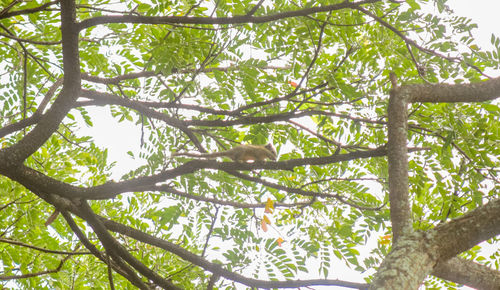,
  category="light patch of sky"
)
[449,0,500,45]
[448,0,500,77]
[77,23,145,178]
